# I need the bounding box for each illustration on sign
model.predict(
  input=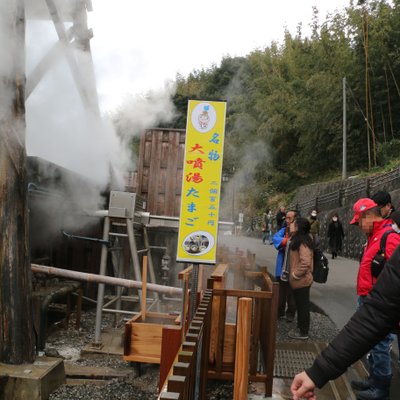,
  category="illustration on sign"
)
[191,102,217,133]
